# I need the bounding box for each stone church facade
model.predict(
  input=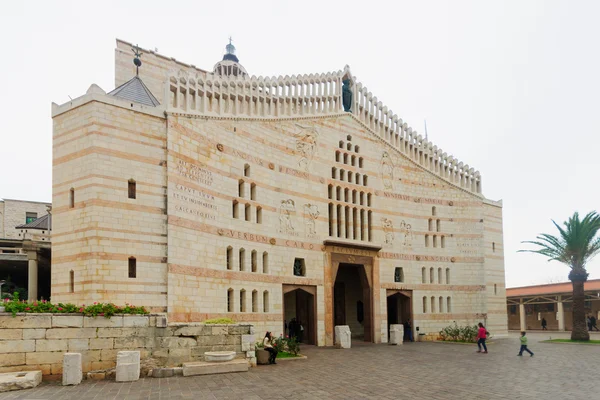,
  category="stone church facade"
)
[51,39,507,345]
